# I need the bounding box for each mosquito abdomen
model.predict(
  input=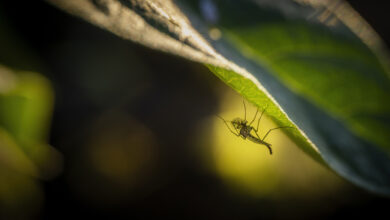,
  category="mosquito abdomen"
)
[248,135,273,155]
